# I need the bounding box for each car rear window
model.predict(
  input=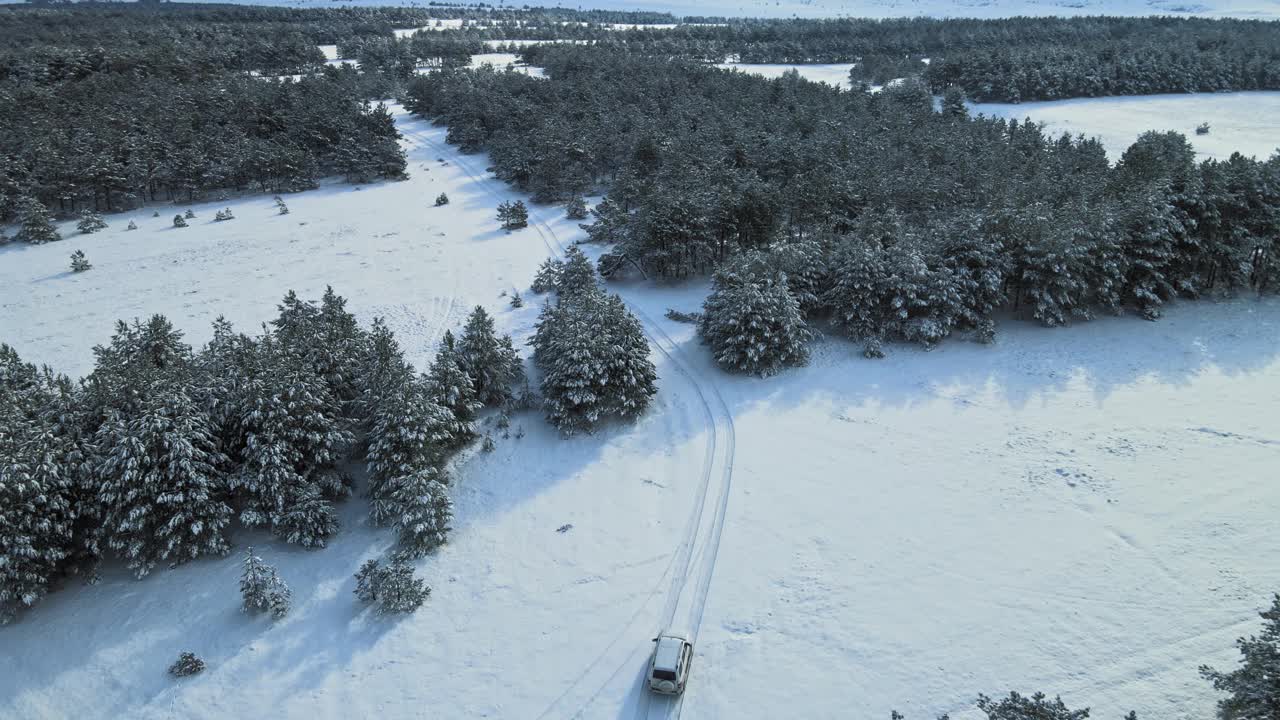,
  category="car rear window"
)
[653,669,677,682]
